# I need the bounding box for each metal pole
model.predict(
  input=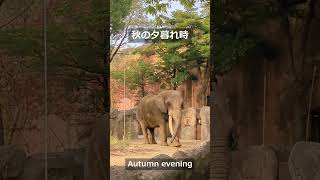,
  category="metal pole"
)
[43,0,48,178]
[123,63,126,140]
[263,59,266,145]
